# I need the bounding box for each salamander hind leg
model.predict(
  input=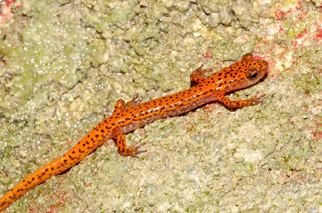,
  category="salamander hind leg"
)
[190,65,213,86]
[216,93,264,110]
[125,93,142,108]
[112,127,146,157]
[113,99,126,114]
[112,94,142,115]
